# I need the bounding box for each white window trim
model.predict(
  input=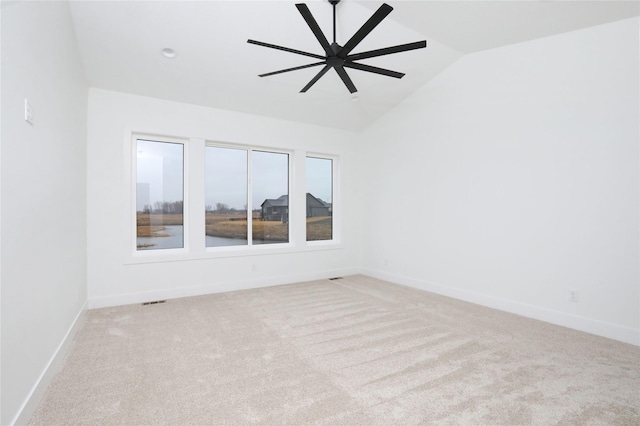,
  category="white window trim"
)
[124,134,342,265]
[305,152,341,246]
[125,134,190,261]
